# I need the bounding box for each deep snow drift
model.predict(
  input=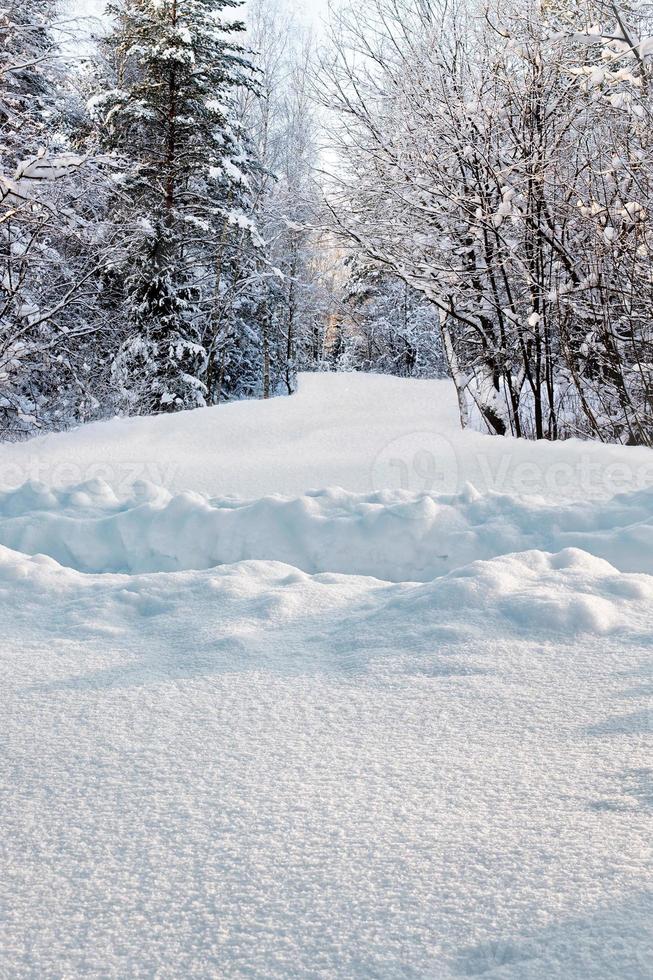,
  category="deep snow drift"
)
[0,479,652,579]
[1,374,652,979]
